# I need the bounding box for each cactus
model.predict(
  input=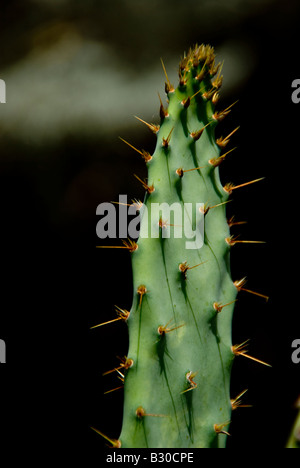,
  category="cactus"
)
[94,44,268,448]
